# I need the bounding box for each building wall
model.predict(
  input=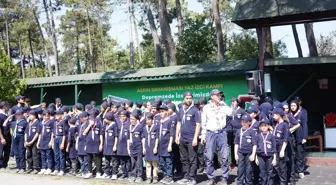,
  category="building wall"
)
[102,76,248,105]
